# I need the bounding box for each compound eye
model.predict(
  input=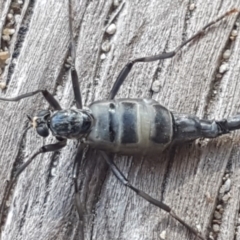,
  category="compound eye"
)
[36,124,49,137]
